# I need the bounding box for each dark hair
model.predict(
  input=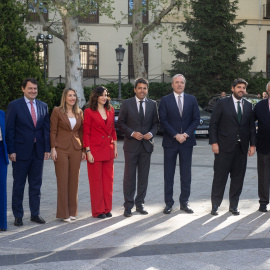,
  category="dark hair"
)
[22,78,38,89]
[89,86,111,111]
[134,77,149,89]
[231,78,248,88]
